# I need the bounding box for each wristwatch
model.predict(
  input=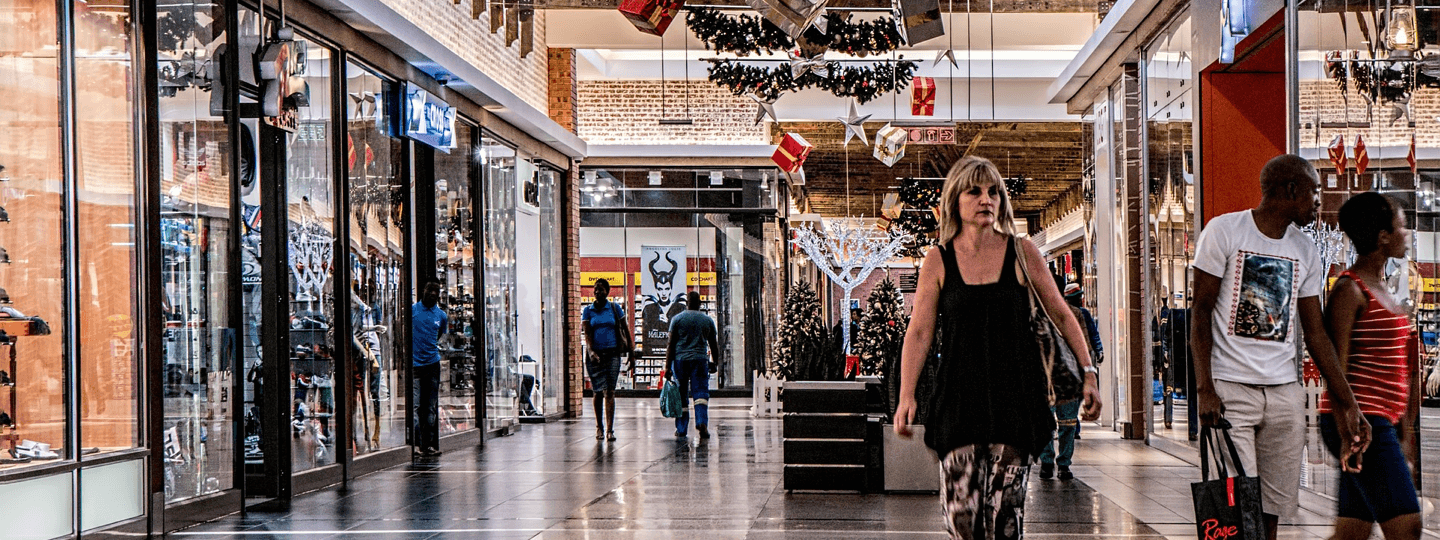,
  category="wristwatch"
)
[1082,365,1099,375]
